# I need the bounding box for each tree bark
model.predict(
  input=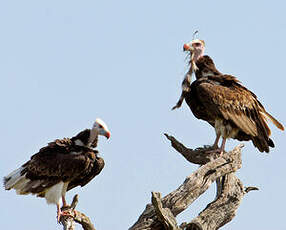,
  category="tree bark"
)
[60,195,96,230]
[129,134,257,230]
